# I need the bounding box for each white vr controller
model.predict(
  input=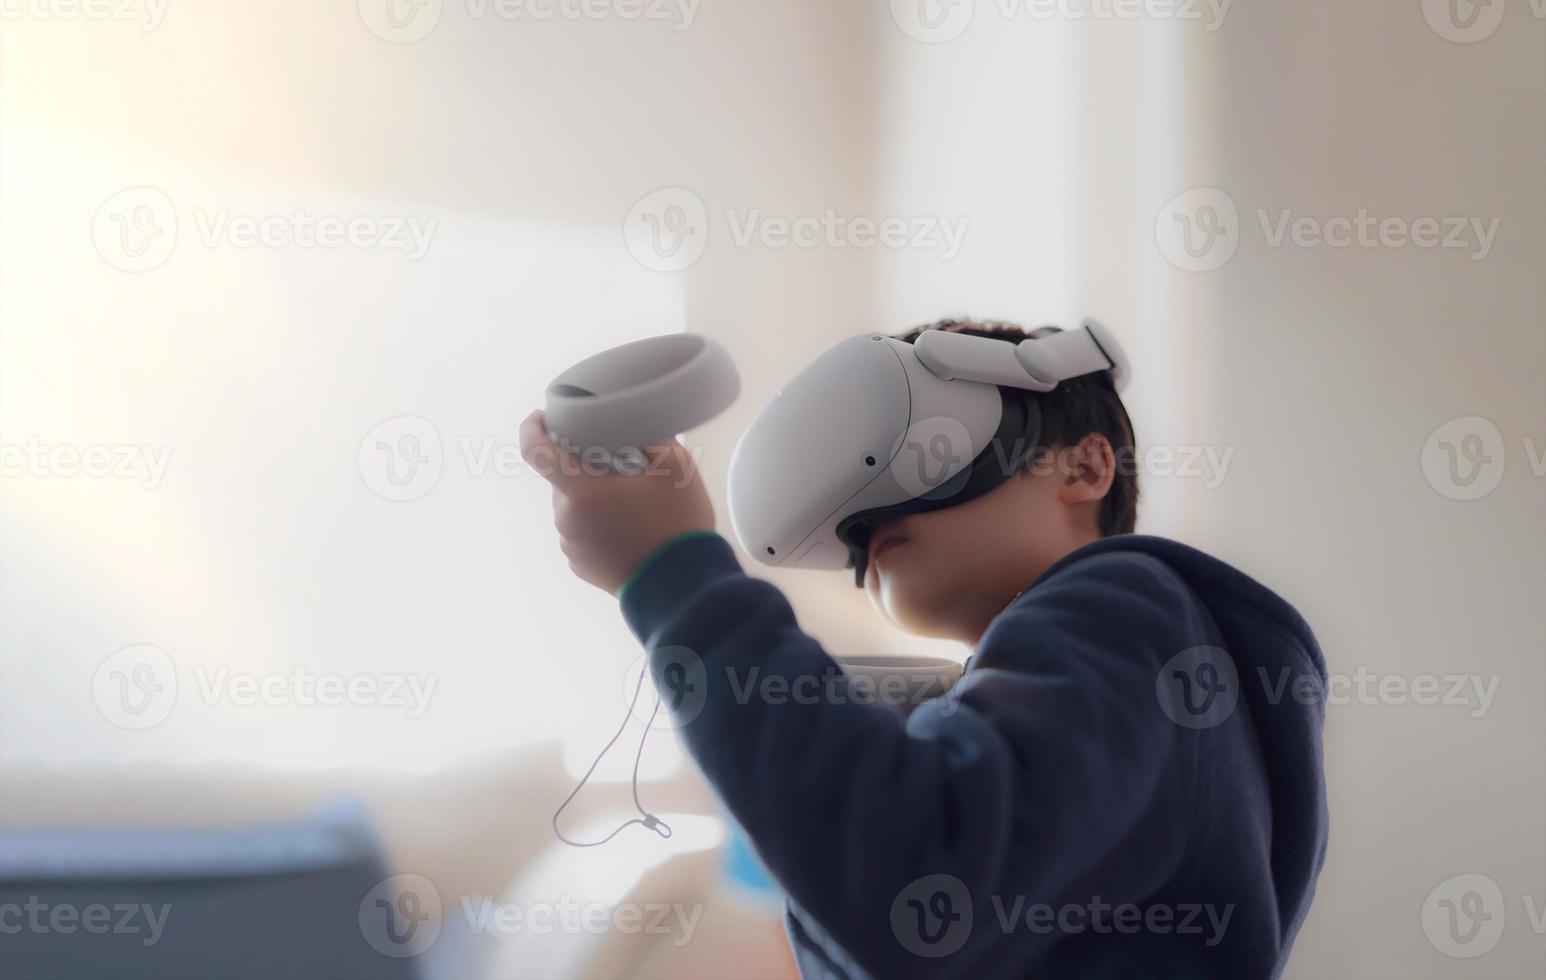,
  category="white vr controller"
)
[543,333,740,470]
[544,320,1127,584]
